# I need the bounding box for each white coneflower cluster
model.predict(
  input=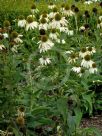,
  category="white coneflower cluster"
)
[79,47,96,58]
[68,47,98,76]
[17,11,38,31]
